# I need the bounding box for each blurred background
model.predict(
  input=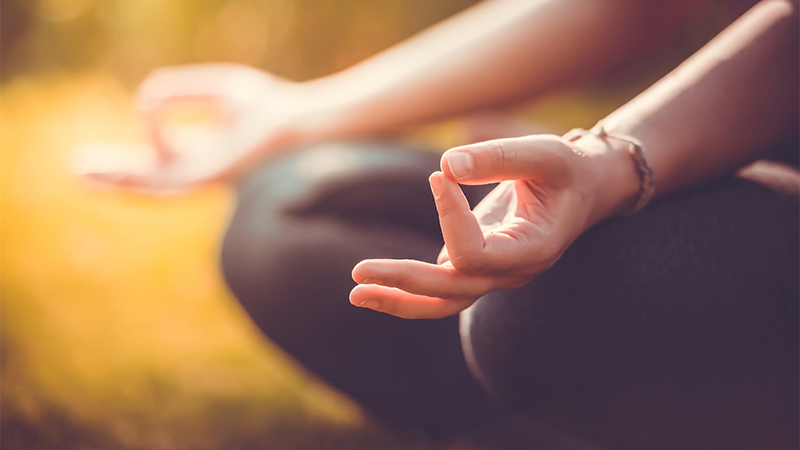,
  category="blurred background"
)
[0,0,728,448]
